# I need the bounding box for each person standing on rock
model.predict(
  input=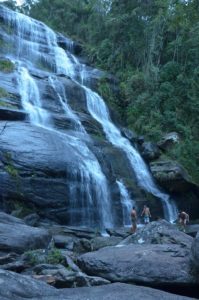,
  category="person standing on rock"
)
[141,205,151,224]
[130,206,137,233]
[178,210,189,232]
